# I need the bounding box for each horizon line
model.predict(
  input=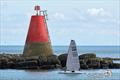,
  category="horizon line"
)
[0,45,120,47]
